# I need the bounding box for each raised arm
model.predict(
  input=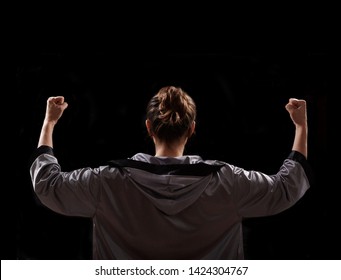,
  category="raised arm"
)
[38,96,68,148]
[285,98,308,158]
